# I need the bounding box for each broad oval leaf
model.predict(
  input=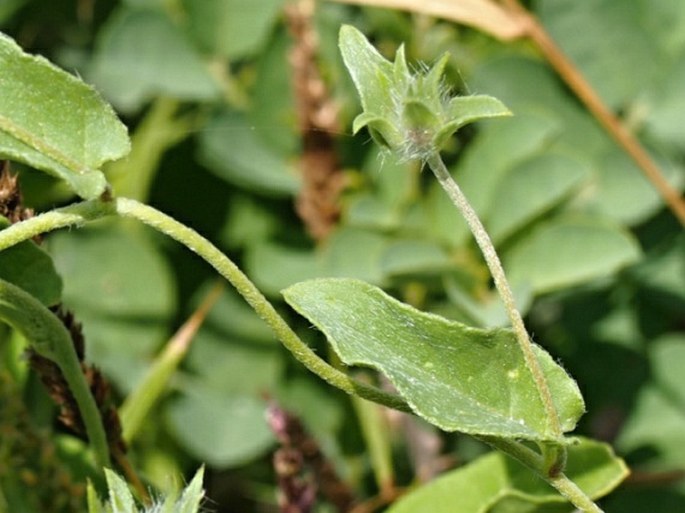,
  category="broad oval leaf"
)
[0,32,130,199]
[386,437,628,513]
[89,9,220,113]
[504,218,641,294]
[282,278,584,441]
[166,381,274,468]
